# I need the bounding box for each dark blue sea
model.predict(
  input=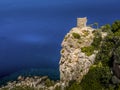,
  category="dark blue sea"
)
[0,0,120,85]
